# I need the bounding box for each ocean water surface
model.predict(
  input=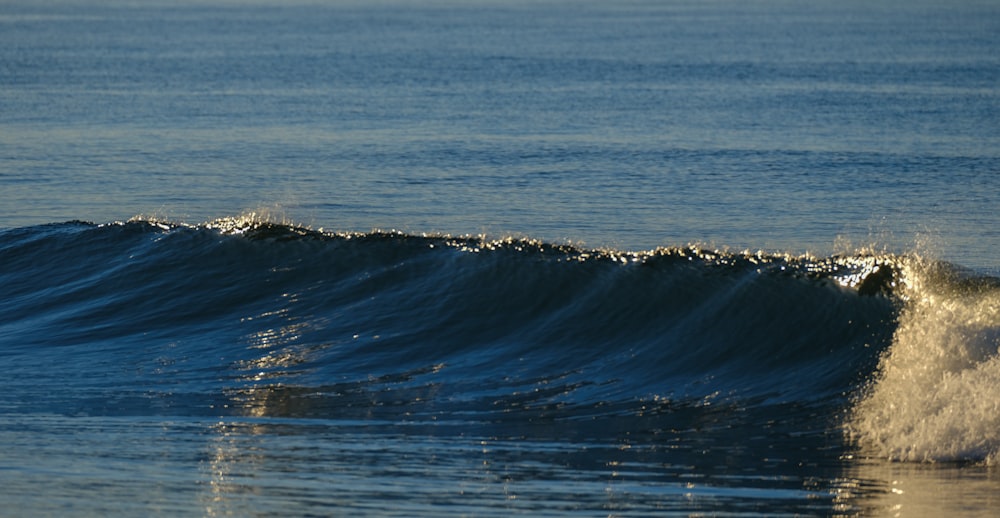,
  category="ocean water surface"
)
[3,0,1000,515]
